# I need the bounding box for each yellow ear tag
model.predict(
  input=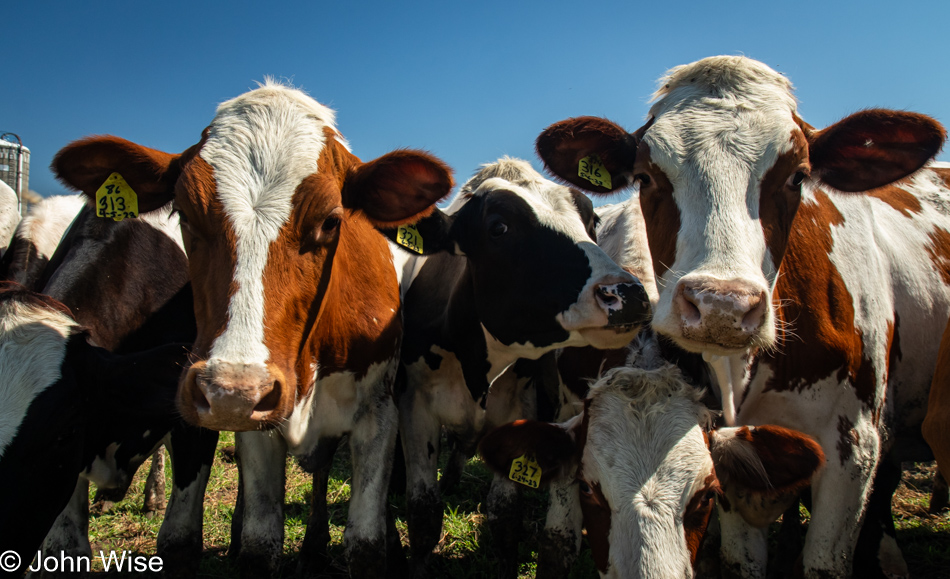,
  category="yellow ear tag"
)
[396,223,424,254]
[95,172,139,222]
[508,453,542,488]
[578,154,612,189]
